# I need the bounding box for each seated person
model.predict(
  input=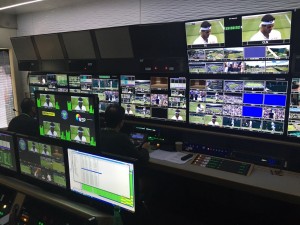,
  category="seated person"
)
[75,97,86,111]
[8,98,38,136]
[250,14,282,41]
[43,94,53,108]
[47,122,58,137]
[99,104,149,163]
[171,109,183,121]
[193,21,218,45]
[74,126,87,142]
